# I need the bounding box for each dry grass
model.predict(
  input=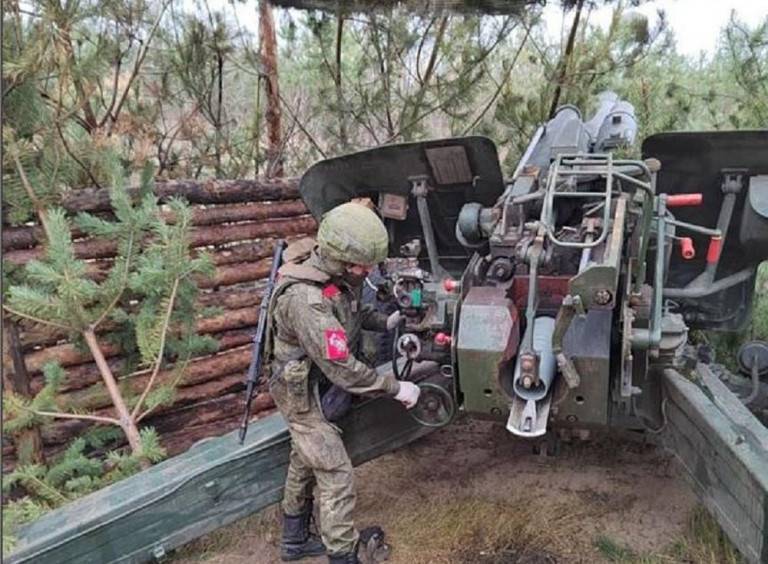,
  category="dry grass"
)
[379,494,595,563]
[595,506,743,564]
[172,505,282,563]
